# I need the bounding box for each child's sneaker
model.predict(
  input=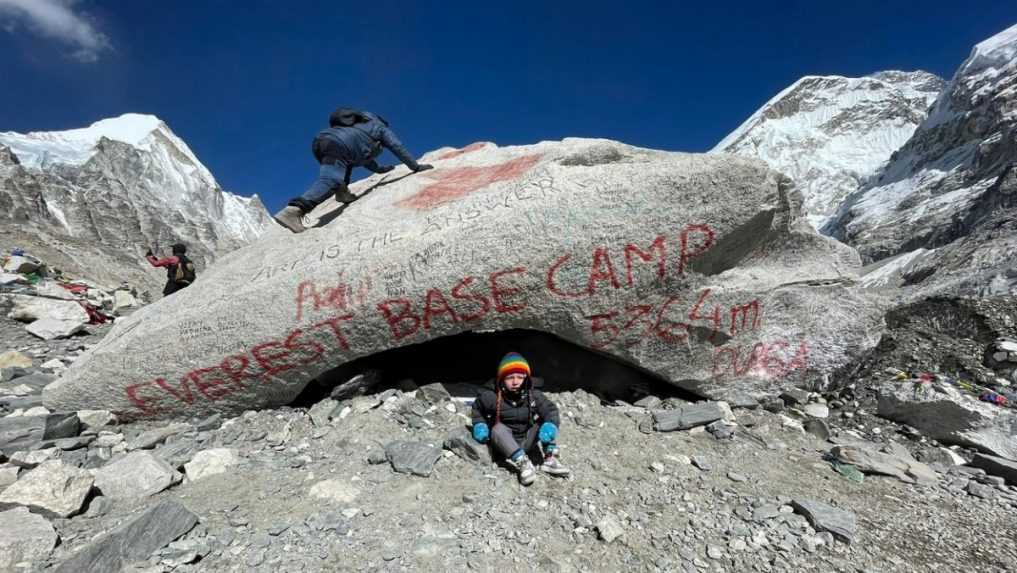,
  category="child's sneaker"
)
[540,453,571,477]
[507,455,537,486]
